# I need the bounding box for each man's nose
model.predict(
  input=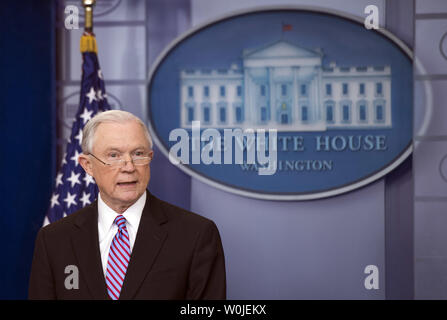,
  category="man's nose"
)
[121,155,136,171]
